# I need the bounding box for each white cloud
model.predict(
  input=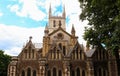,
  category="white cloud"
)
[1,0,89,56]
[0,24,44,56]
[0,12,3,16]
[8,0,46,21]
